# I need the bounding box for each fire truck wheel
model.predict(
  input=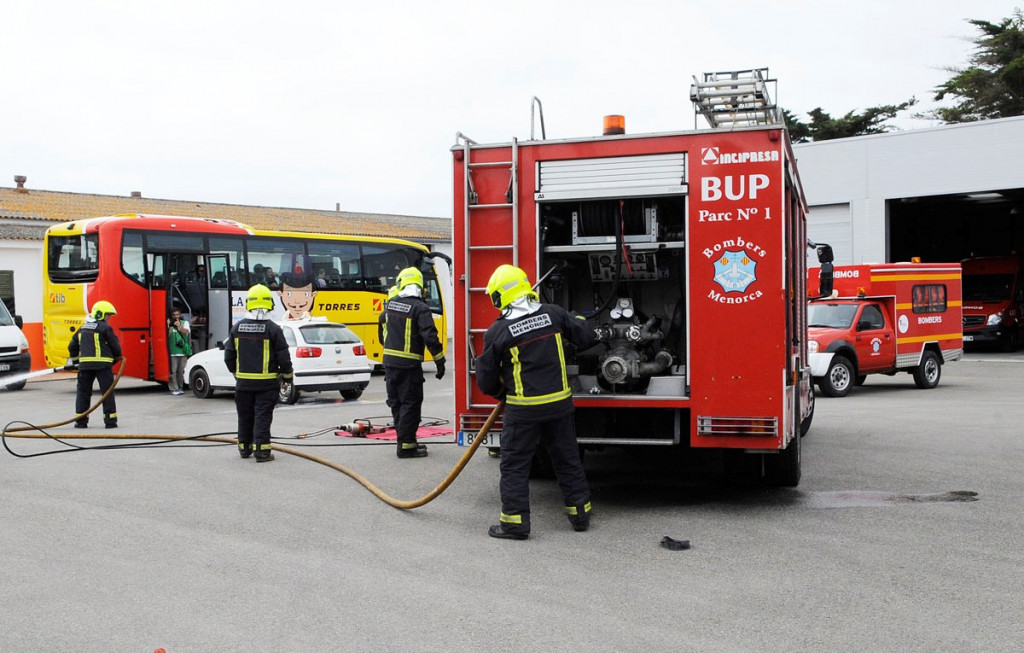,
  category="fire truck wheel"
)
[819,355,854,397]
[765,428,801,487]
[799,390,814,437]
[913,350,941,389]
[1002,330,1020,353]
